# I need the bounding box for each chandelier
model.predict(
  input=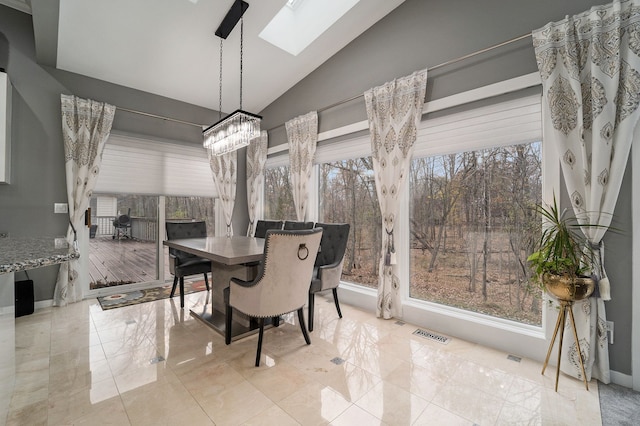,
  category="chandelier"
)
[203,0,261,156]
